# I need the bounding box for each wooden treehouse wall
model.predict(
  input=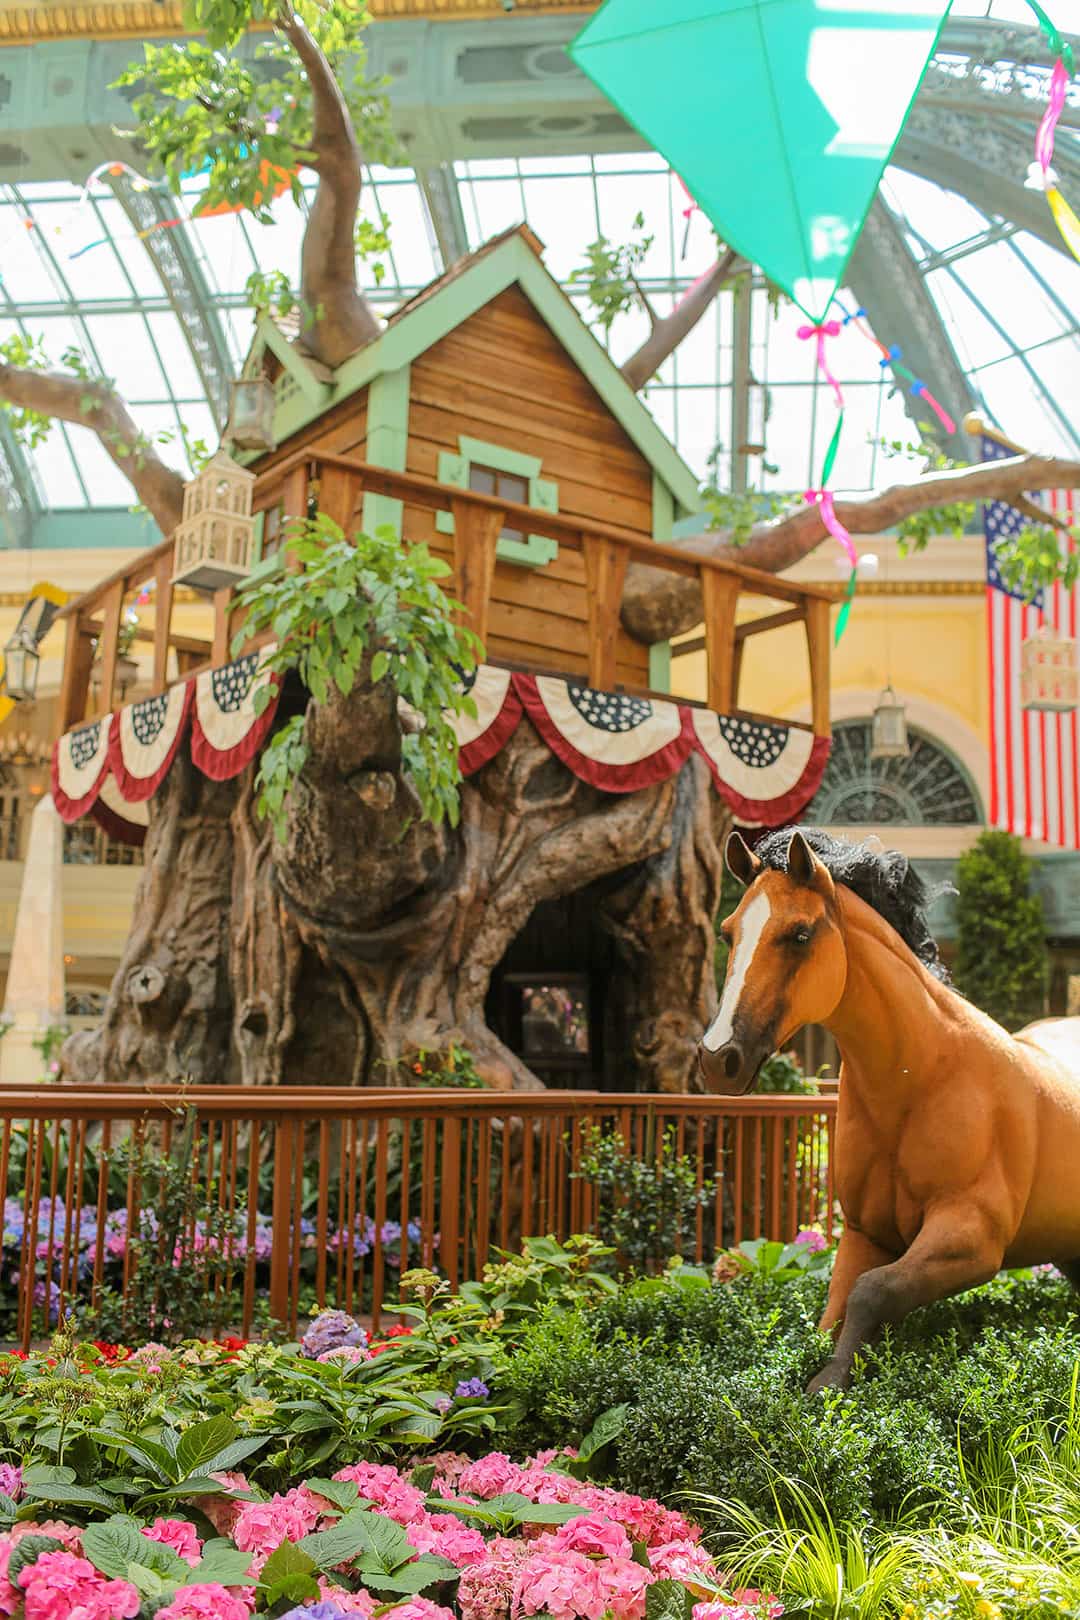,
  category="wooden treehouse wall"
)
[254,286,657,688]
[404,286,654,688]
